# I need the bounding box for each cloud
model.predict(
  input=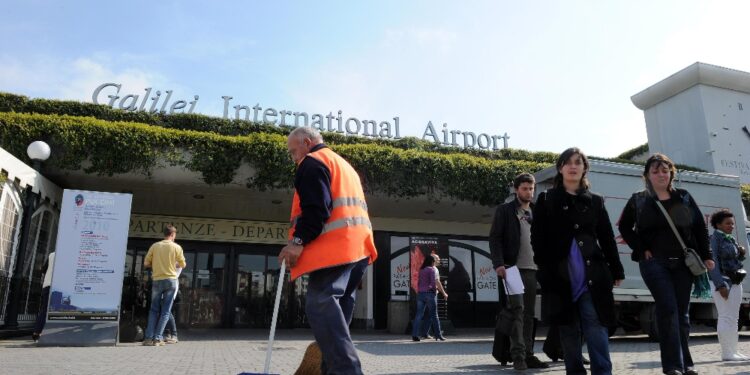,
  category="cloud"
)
[382,27,459,54]
[284,26,467,128]
[0,54,186,104]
